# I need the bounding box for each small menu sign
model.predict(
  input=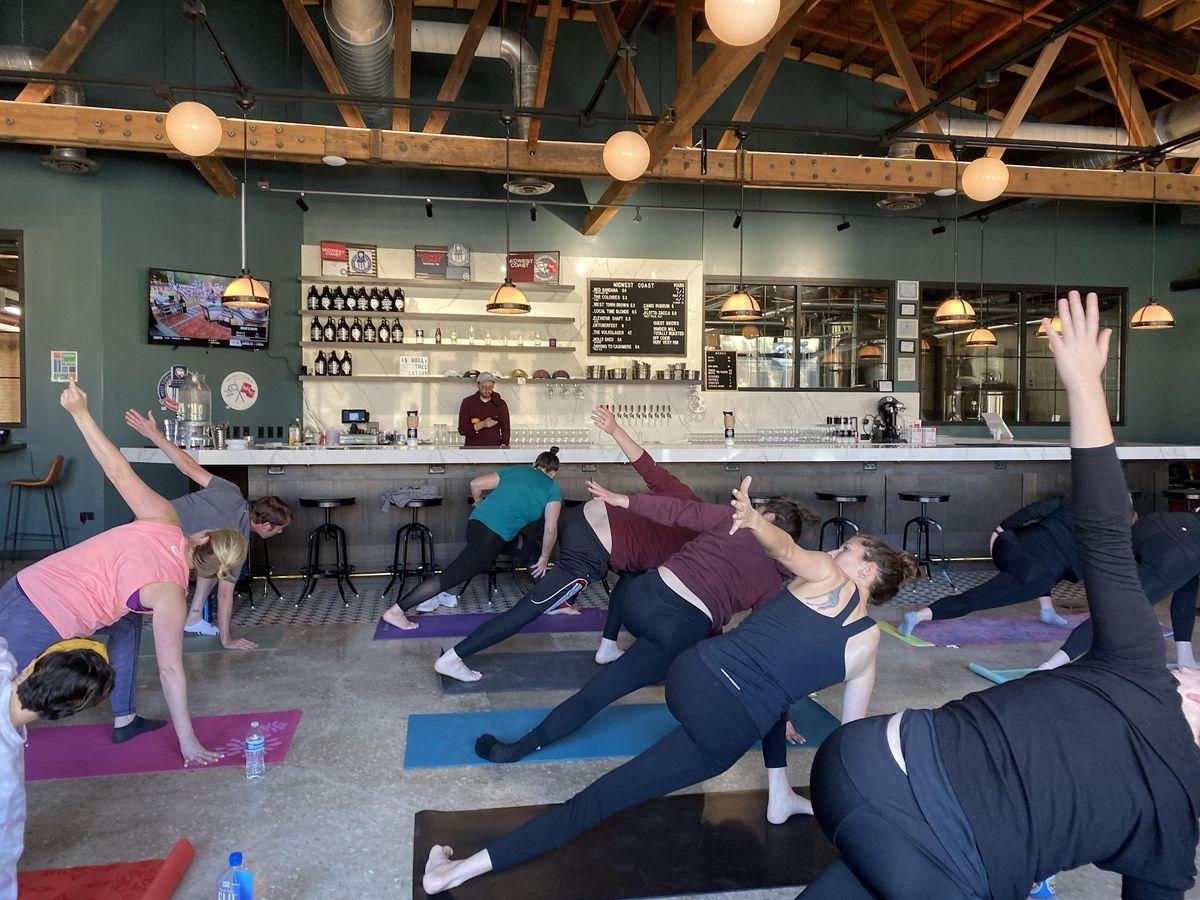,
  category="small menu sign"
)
[588,279,687,356]
[507,251,560,284]
[414,245,448,279]
[704,350,737,391]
